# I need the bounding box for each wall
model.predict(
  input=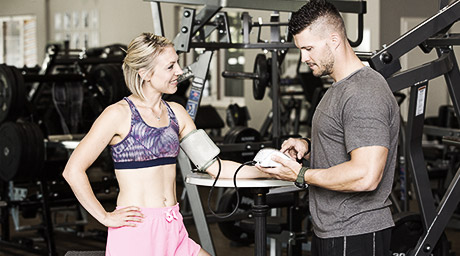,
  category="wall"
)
[0,0,177,64]
[380,0,439,46]
[48,0,164,49]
